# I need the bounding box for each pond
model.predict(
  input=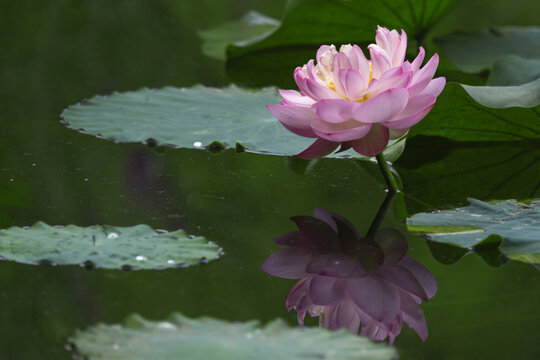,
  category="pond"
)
[1,1,539,359]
